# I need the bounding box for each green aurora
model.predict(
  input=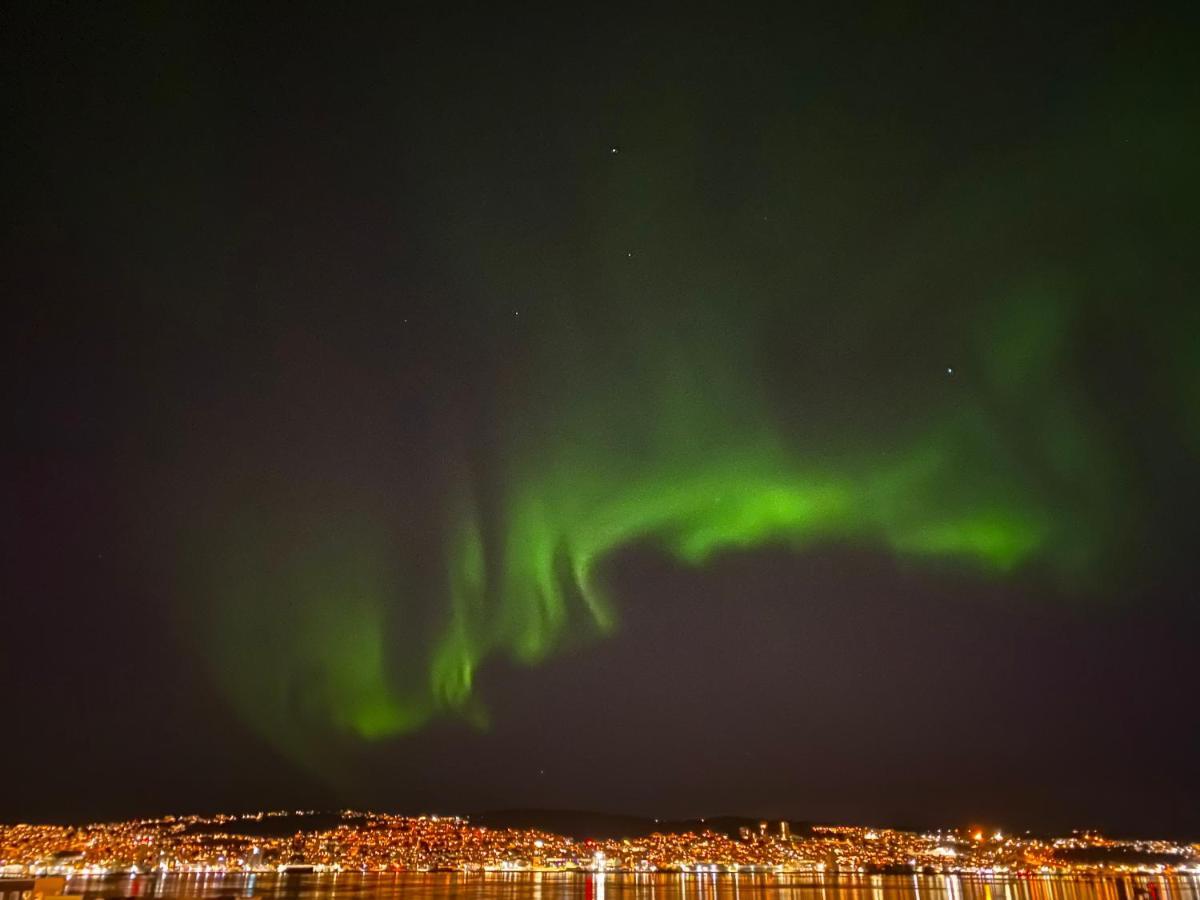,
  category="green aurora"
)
[198,269,1168,757]
[184,25,1198,768]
